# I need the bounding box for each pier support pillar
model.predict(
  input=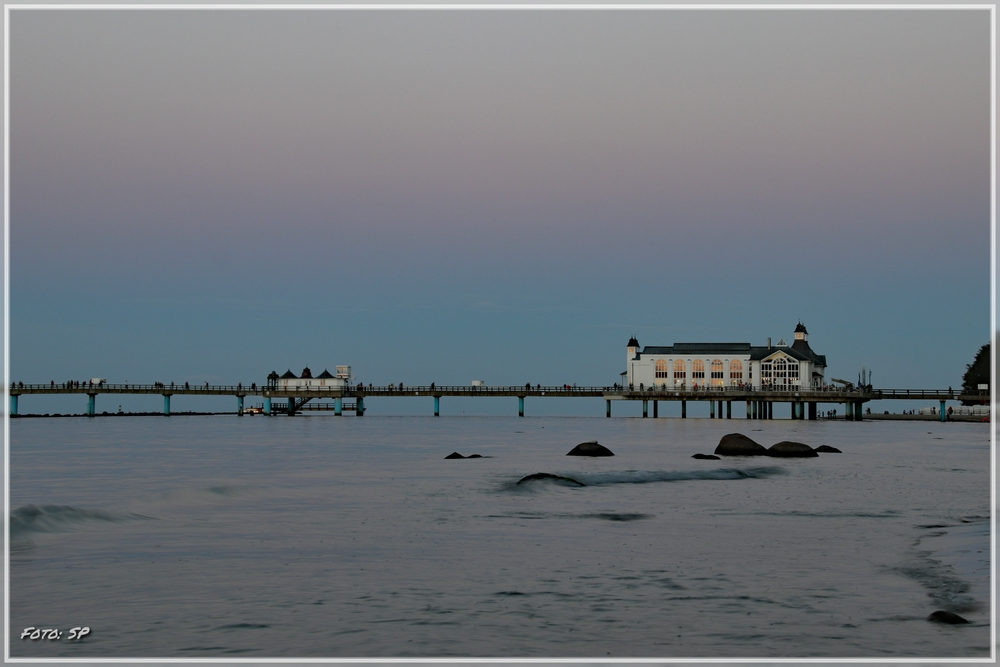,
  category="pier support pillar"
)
[606,399,611,418]
[726,401,731,419]
[767,402,773,420]
[9,394,17,416]
[710,401,715,419]
[681,400,687,418]
[940,400,947,422]
[518,396,524,418]
[808,402,816,420]
[653,400,658,418]
[357,396,365,416]
[87,394,96,417]
[335,397,343,416]
[845,402,853,420]
[746,401,751,419]
[287,398,295,416]
[162,394,169,416]
[855,401,863,421]
[264,397,271,415]
[642,400,648,418]
[434,395,440,417]
[237,395,244,416]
